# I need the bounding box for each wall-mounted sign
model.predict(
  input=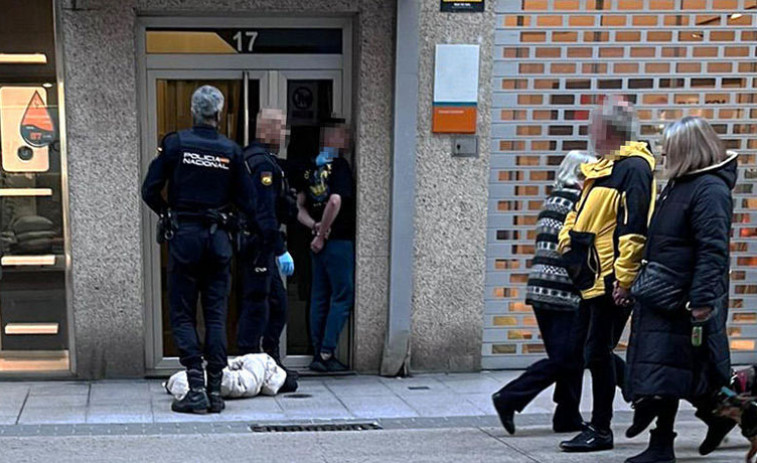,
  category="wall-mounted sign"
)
[432,44,480,134]
[0,86,53,173]
[146,28,342,55]
[440,0,484,13]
